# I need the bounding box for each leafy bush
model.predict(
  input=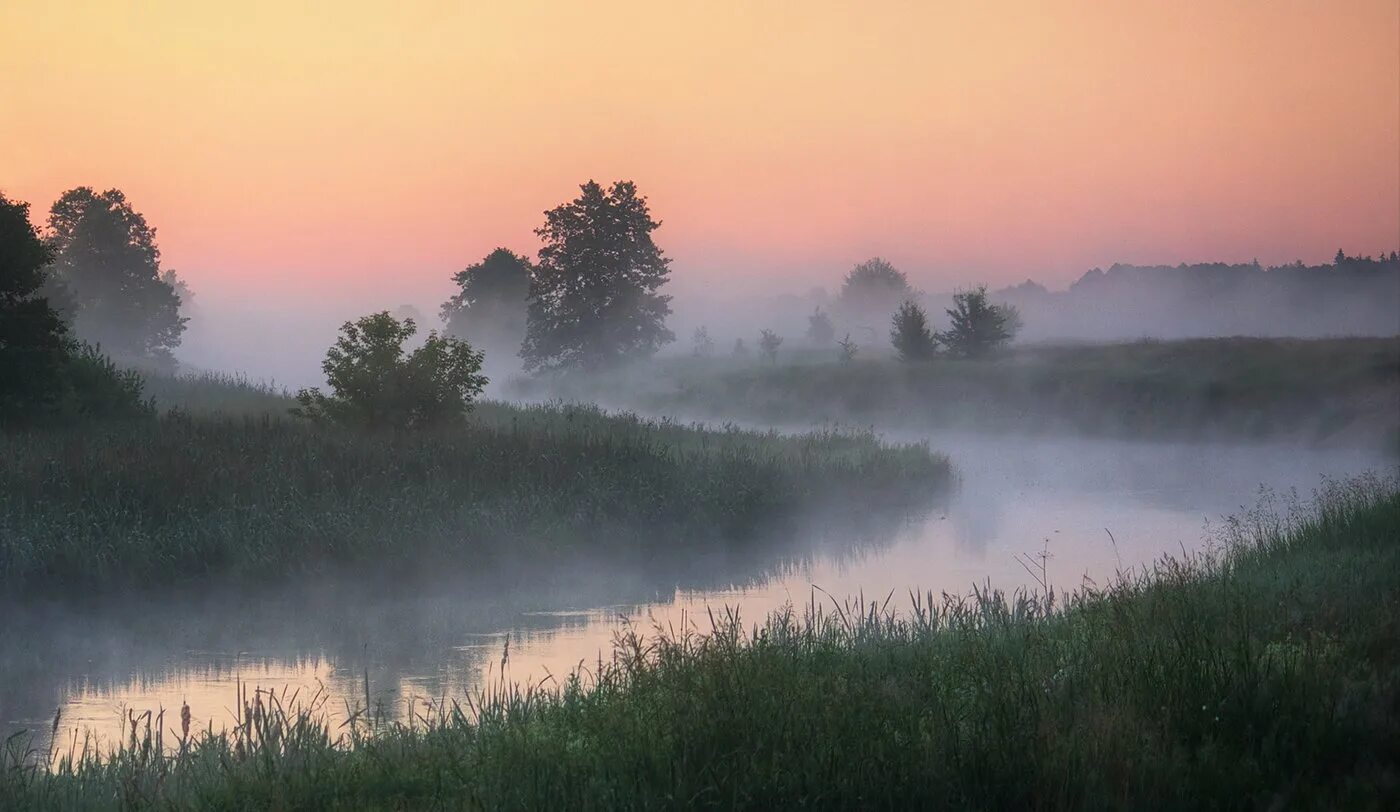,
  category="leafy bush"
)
[293,312,487,430]
[890,299,937,361]
[758,329,783,362]
[939,285,1019,358]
